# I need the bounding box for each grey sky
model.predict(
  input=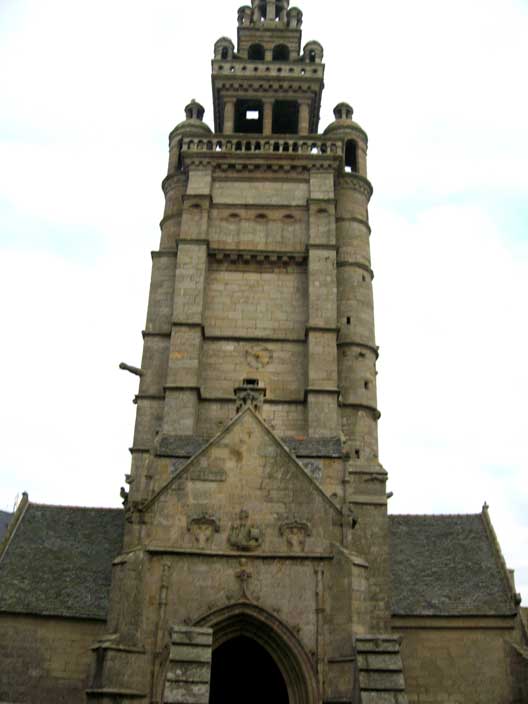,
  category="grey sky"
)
[1,0,527,600]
